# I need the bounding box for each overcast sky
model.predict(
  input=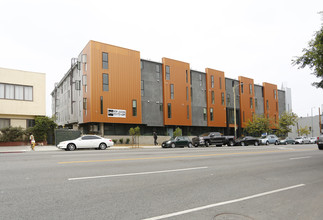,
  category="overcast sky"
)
[1,0,322,117]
